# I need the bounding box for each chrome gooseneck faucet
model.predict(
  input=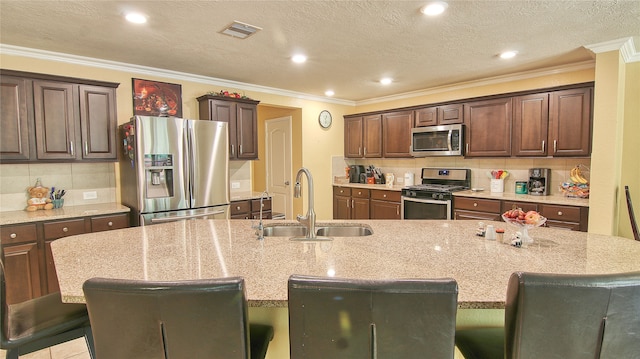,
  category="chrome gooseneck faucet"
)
[294,167,317,239]
[254,190,270,240]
